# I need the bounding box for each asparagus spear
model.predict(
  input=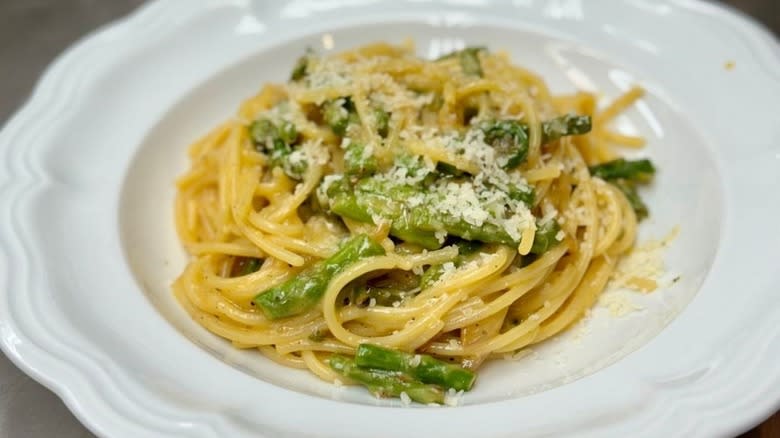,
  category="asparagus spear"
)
[374,108,390,138]
[419,240,483,290]
[589,158,656,219]
[613,179,649,220]
[343,142,378,176]
[355,344,476,391]
[480,115,592,169]
[253,235,385,319]
[290,48,314,81]
[329,185,501,249]
[350,270,421,307]
[328,355,445,404]
[541,114,592,143]
[327,177,442,249]
[530,219,562,254]
[249,118,305,180]
[437,46,486,77]
[481,119,530,169]
[589,158,655,182]
[458,47,484,77]
[506,183,536,207]
[290,56,308,81]
[328,176,549,251]
[322,98,359,136]
[230,257,262,277]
